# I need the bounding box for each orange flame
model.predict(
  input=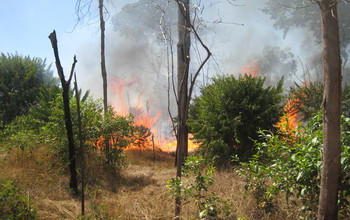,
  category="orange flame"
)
[104,75,199,152]
[275,98,302,138]
[240,60,260,77]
